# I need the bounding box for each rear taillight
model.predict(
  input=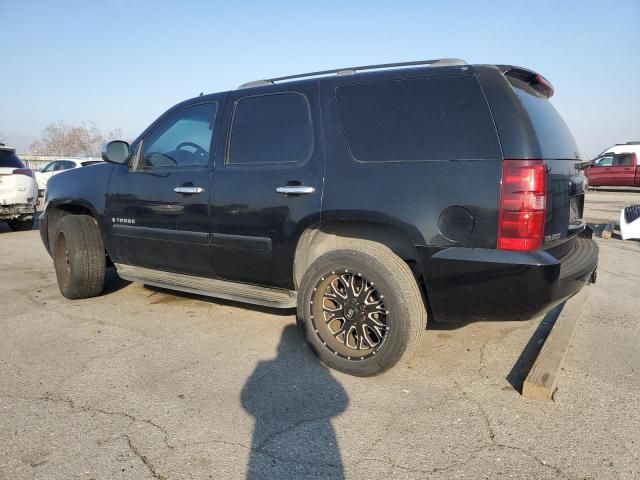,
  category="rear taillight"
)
[12,168,34,178]
[498,159,547,252]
